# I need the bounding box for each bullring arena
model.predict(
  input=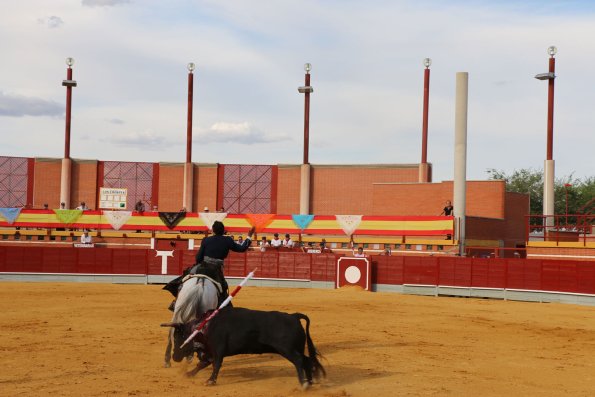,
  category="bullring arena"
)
[2,281,595,396]
[1,64,594,395]
[0,153,594,396]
